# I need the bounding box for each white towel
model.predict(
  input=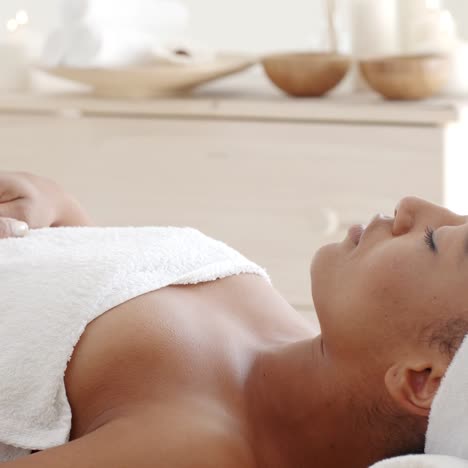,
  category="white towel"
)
[0,444,30,462]
[425,335,468,458]
[369,455,468,468]
[0,227,269,461]
[43,24,160,68]
[369,336,468,468]
[60,0,189,36]
[42,0,192,67]
[42,24,215,68]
